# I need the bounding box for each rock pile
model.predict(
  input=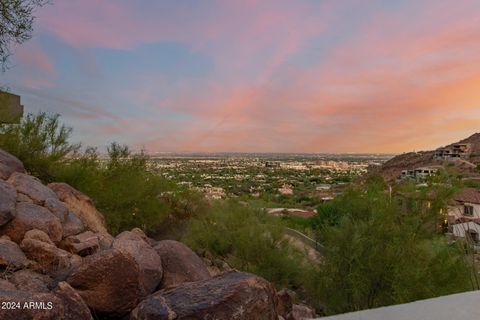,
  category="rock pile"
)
[0,148,315,319]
